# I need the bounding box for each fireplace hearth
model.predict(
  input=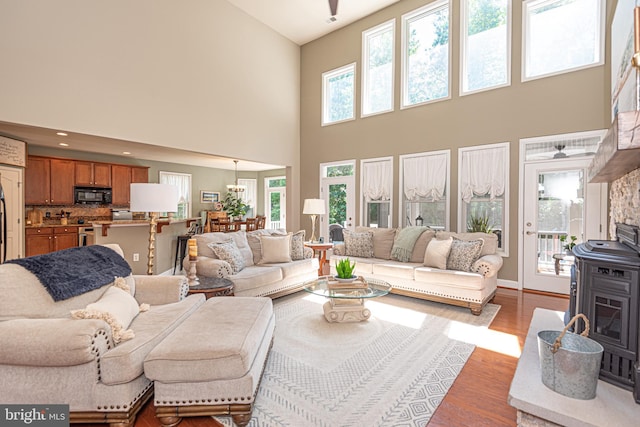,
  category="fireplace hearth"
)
[572,223,640,403]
